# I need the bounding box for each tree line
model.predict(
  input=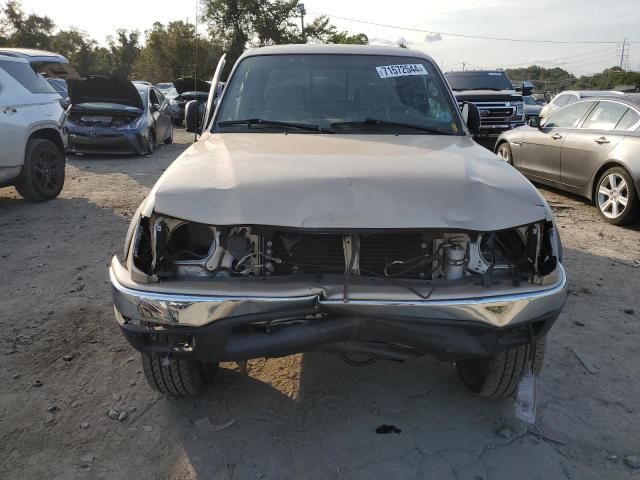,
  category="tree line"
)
[507,65,640,93]
[0,0,368,83]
